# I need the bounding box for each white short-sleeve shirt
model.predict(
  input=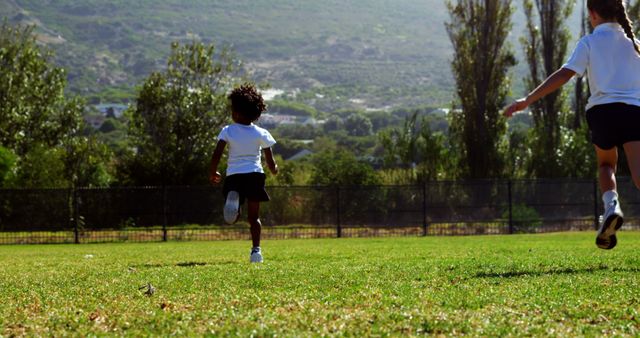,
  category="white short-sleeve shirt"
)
[563,23,640,110]
[217,123,276,176]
